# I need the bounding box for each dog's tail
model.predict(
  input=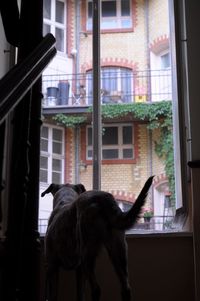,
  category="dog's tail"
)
[113,176,154,230]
